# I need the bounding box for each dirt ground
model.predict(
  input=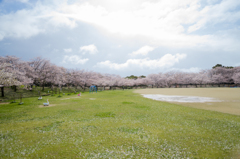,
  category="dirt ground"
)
[39,104,56,108]
[134,88,240,115]
[0,102,10,105]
